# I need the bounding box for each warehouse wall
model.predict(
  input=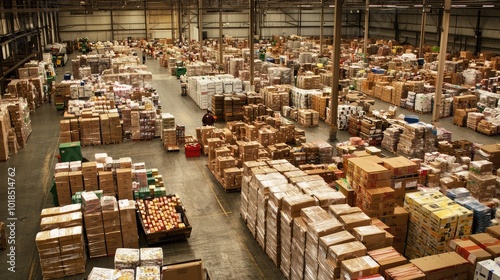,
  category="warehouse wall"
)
[57,7,500,53]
